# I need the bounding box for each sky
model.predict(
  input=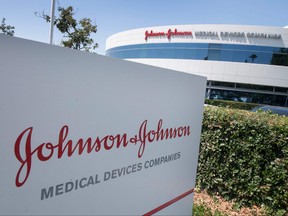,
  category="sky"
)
[0,0,287,55]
